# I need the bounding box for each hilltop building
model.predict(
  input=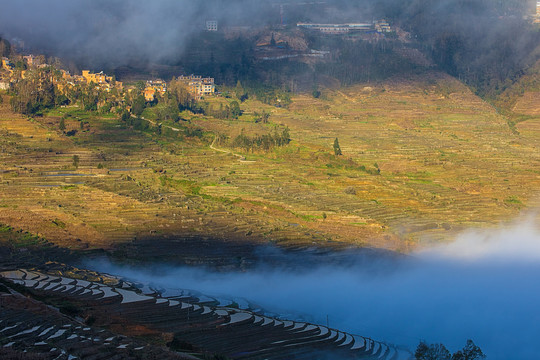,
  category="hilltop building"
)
[177,75,215,99]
